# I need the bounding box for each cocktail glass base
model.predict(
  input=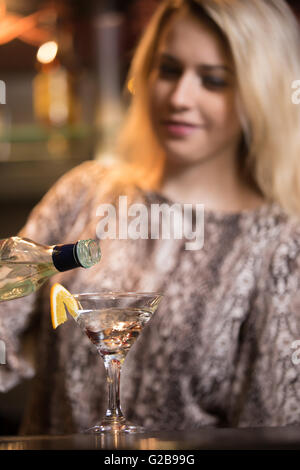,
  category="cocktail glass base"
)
[83,420,145,434]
